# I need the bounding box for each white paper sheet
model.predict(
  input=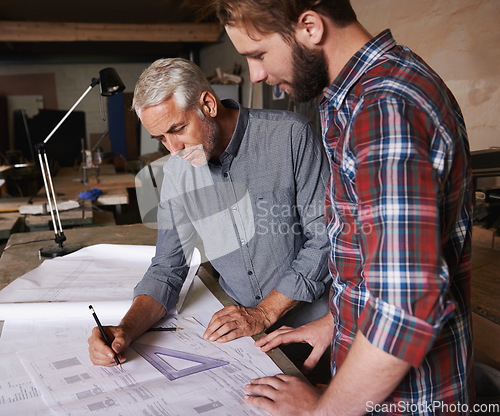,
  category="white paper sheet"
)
[0,244,205,416]
[0,244,200,314]
[0,244,156,303]
[0,353,51,415]
[18,314,280,416]
[0,301,133,414]
[0,244,284,416]
[0,300,132,322]
[0,277,225,416]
